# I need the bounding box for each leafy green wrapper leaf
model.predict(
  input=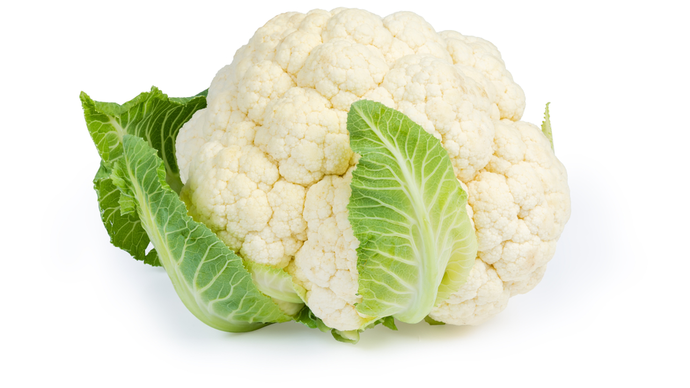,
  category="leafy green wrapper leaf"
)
[295,307,332,333]
[245,261,306,305]
[331,330,360,344]
[347,100,477,324]
[93,162,159,266]
[542,102,554,150]
[82,88,206,265]
[114,134,291,331]
[83,88,291,332]
[80,86,206,193]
